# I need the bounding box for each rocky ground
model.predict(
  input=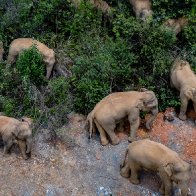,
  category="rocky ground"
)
[0,108,195,196]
